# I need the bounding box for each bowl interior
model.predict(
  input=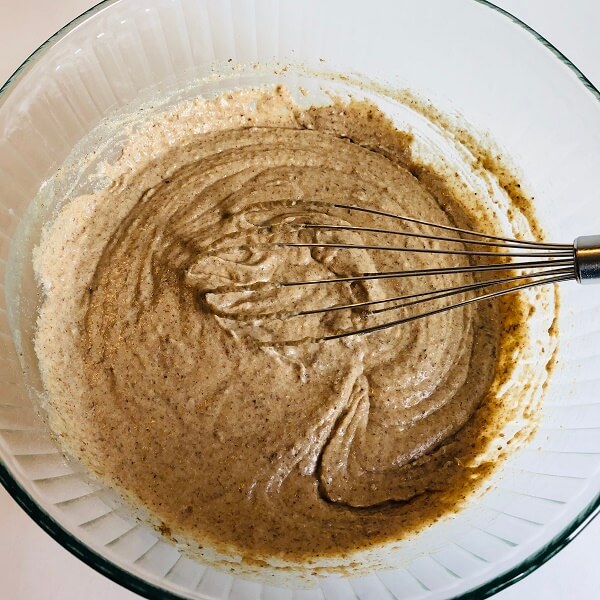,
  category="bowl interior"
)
[1,1,600,599]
